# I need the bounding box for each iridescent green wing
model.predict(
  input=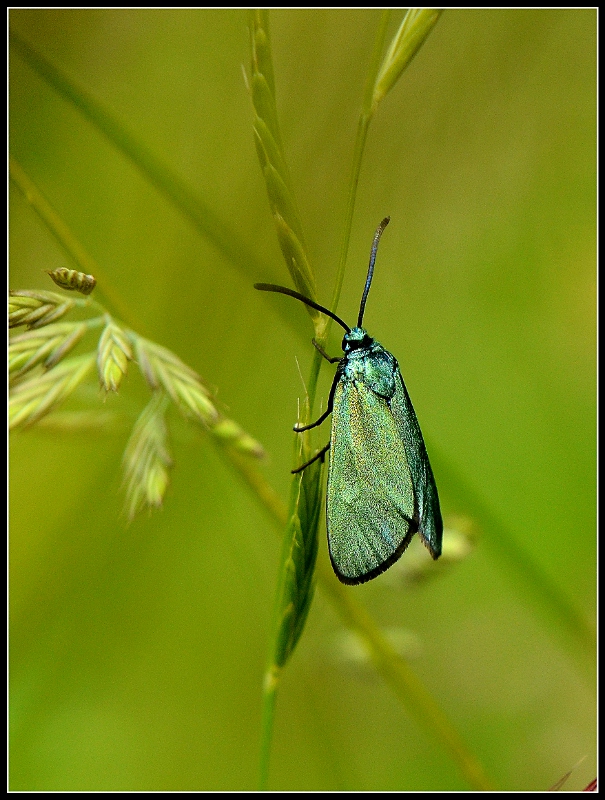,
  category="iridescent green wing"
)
[326,379,417,584]
[389,370,443,559]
